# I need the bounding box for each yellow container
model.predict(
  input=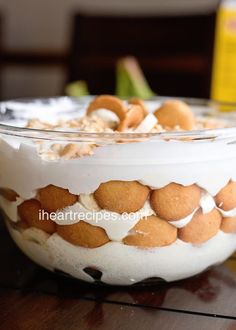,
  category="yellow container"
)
[211,0,236,107]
